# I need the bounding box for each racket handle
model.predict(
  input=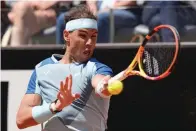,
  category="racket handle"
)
[108,71,127,84]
